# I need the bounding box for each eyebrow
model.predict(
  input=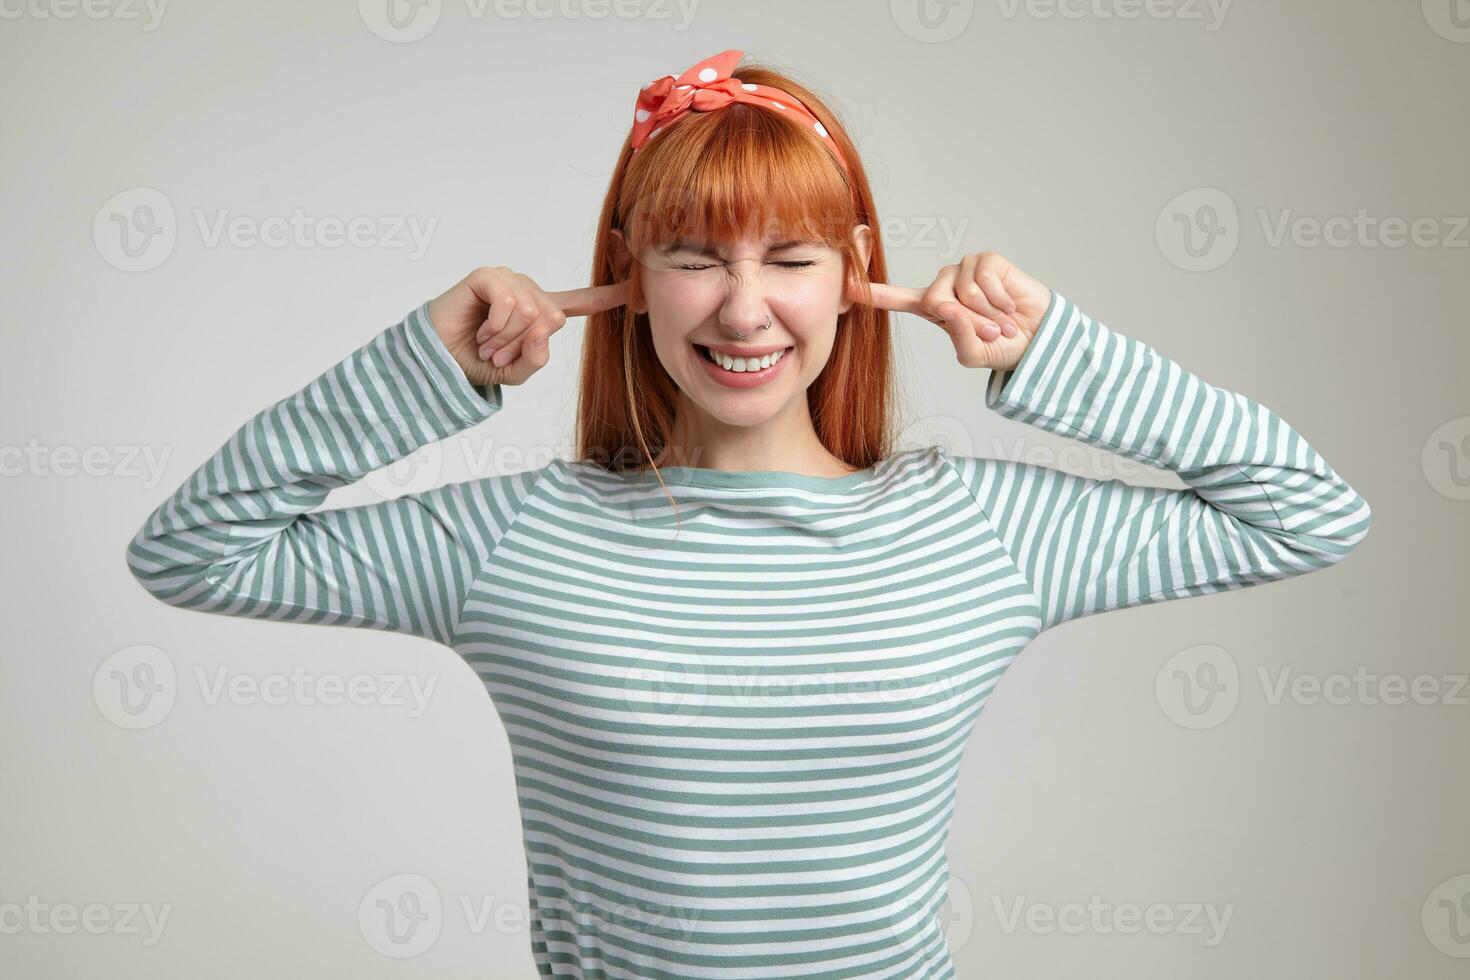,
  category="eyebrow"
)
[657,238,818,257]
